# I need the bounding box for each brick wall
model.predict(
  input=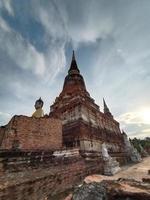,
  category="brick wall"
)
[0,127,5,146]
[0,115,62,150]
[0,156,103,200]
